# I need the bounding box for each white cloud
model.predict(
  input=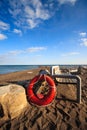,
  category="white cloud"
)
[79,32,87,46]
[1,47,46,57]
[0,46,46,64]
[25,6,35,19]
[79,32,86,37]
[0,21,9,31]
[8,0,51,29]
[0,0,77,32]
[62,52,80,56]
[35,5,50,20]
[13,29,22,36]
[81,38,87,46]
[7,0,77,30]
[58,0,77,5]
[24,0,50,28]
[26,47,47,52]
[27,19,39,29]
[0,34,7,40]
[8,50,24,55]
